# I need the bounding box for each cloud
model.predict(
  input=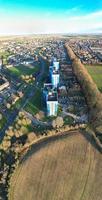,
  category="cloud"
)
[65,6,83,16]
[69,10,102,21]
[0,10,102,35]
[66,10,102,33]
